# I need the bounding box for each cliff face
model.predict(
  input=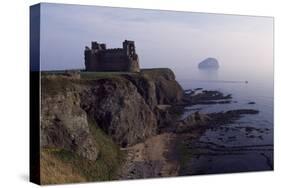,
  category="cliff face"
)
[141,68,183,105]
[40,68,184,163]
[41,77,99,161]
[80,77,158,147]
[123,68,183,107]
